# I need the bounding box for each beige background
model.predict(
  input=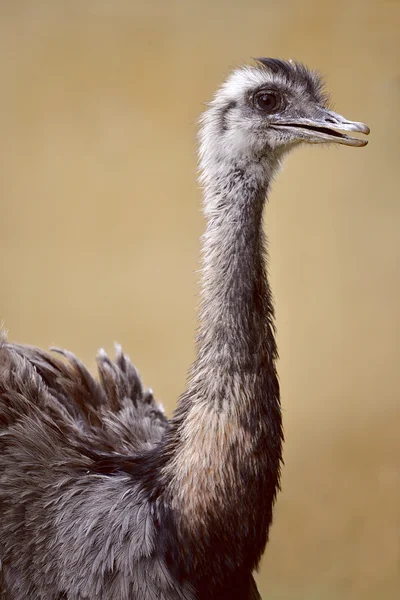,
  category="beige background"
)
[0,1,399,598]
